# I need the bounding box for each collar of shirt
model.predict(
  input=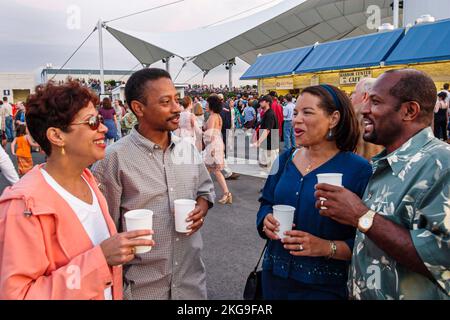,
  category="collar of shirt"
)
[371,127,435,176]
[129,126,180,152]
